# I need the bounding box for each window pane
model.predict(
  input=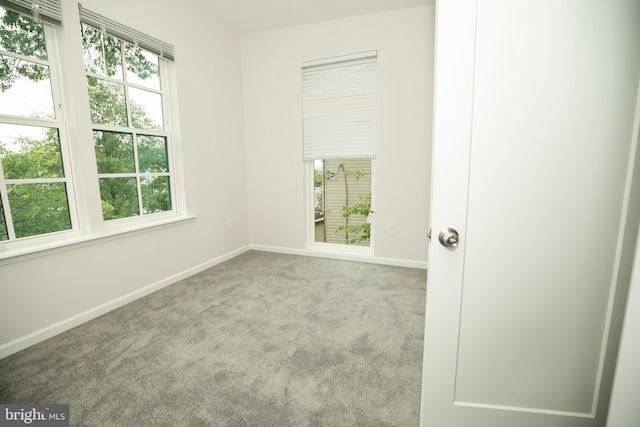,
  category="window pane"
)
[99,177,139,220]
[81,23,123,79]
[0,8,47,60]
[93,130,135,174]
[129,87,163,130]
[0,197,7,241]
[87,77,127,126]
[124,44,160,90]
[141,176,171,214]
[0,55,54,118]
[0,124,63,179]
[7,183,71,238]
[137,135,168,172]
[315,158,372,247]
